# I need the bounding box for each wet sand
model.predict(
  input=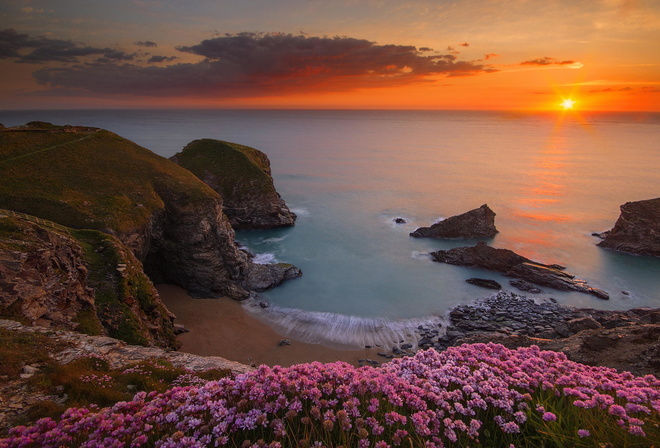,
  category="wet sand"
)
[157,285,382,368]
